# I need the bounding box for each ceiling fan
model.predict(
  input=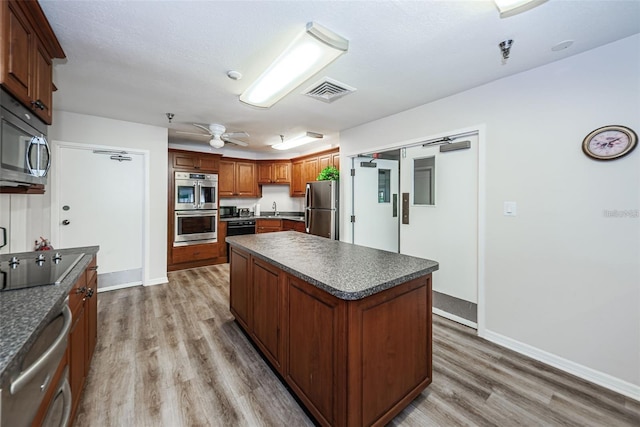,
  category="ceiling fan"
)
[176,123,249,148]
